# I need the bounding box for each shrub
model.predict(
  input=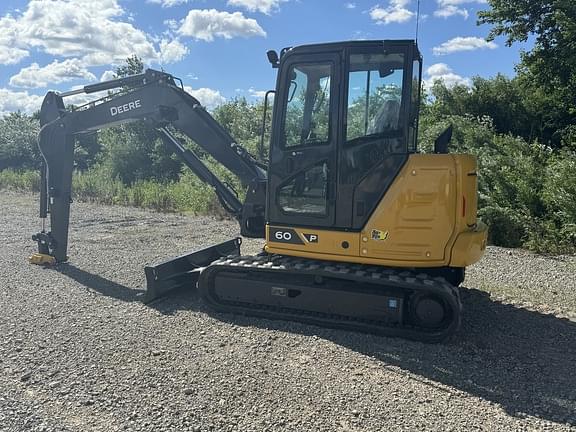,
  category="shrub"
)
[0,169,41,191]
[418,113,576,252]
[0,113,41,170]
[479,205,526,248]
